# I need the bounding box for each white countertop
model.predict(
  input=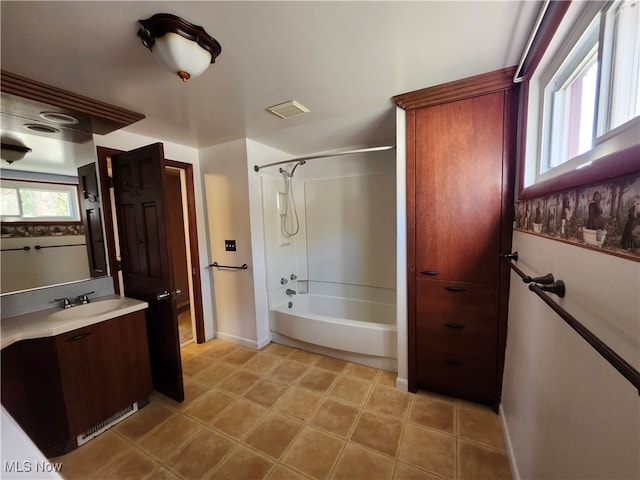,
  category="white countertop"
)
[0,295,148,350]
